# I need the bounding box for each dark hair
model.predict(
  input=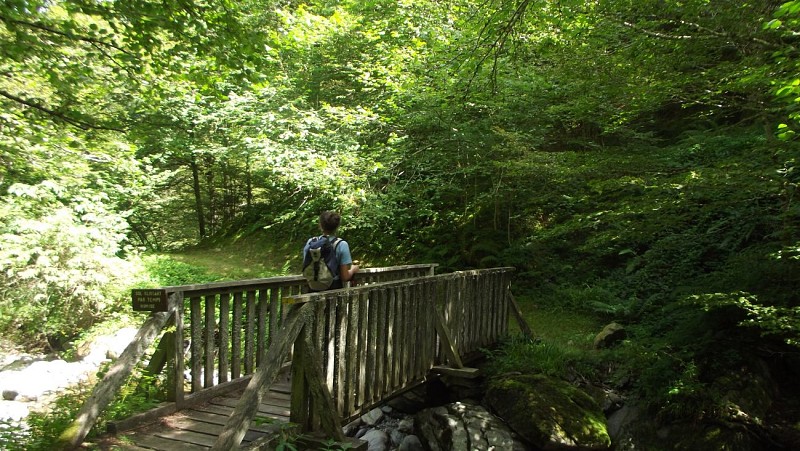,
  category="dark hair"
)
[319,211,341,233]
